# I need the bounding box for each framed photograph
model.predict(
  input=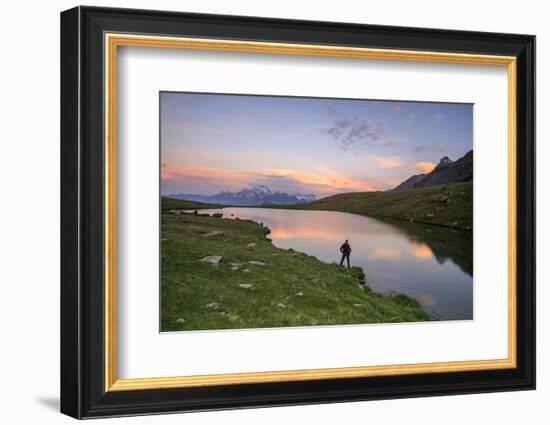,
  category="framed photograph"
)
[60,6,535,419]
